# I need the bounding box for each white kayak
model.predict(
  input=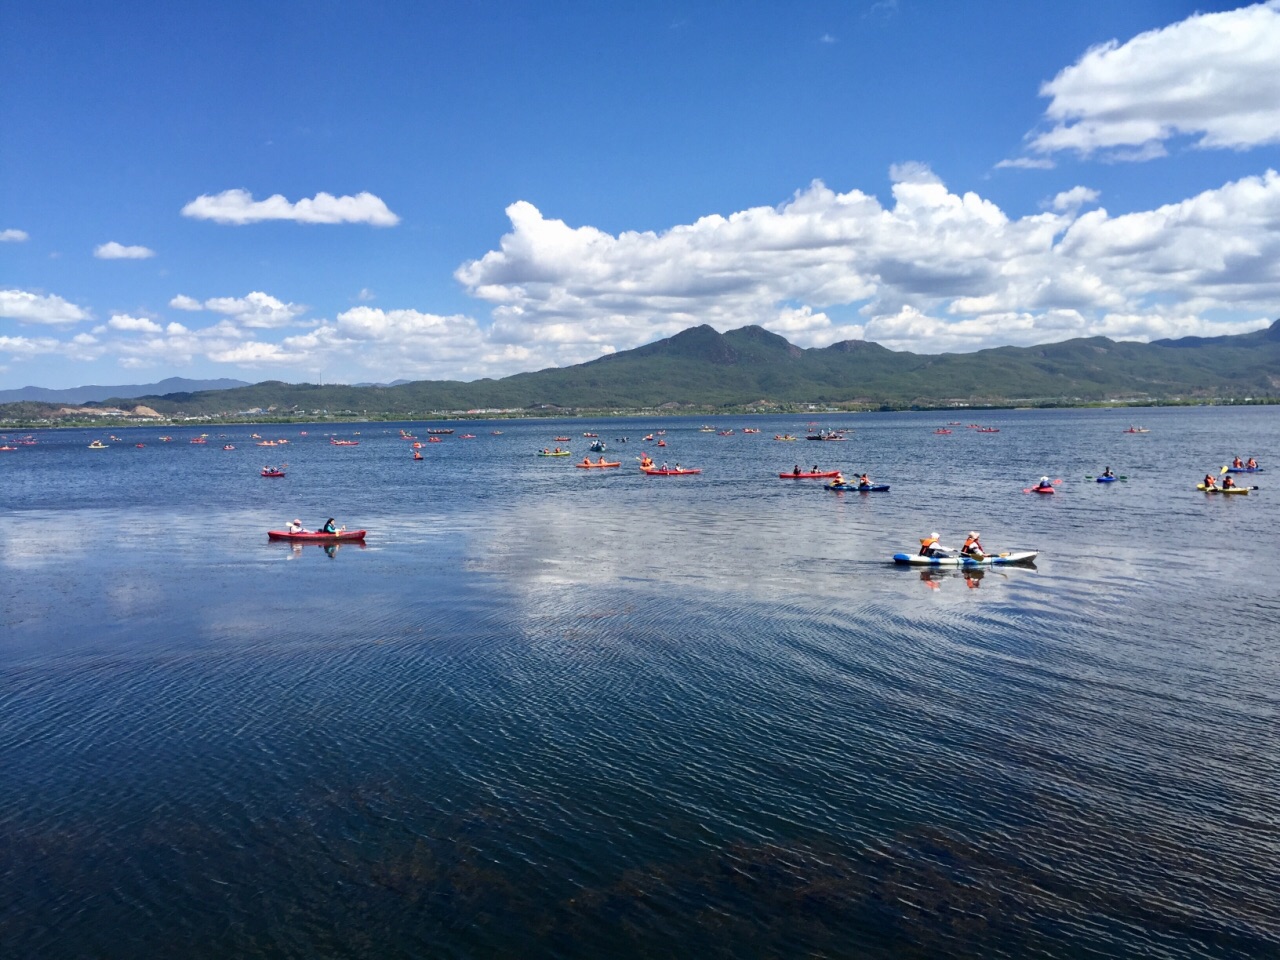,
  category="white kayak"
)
[892,550,1038,567]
